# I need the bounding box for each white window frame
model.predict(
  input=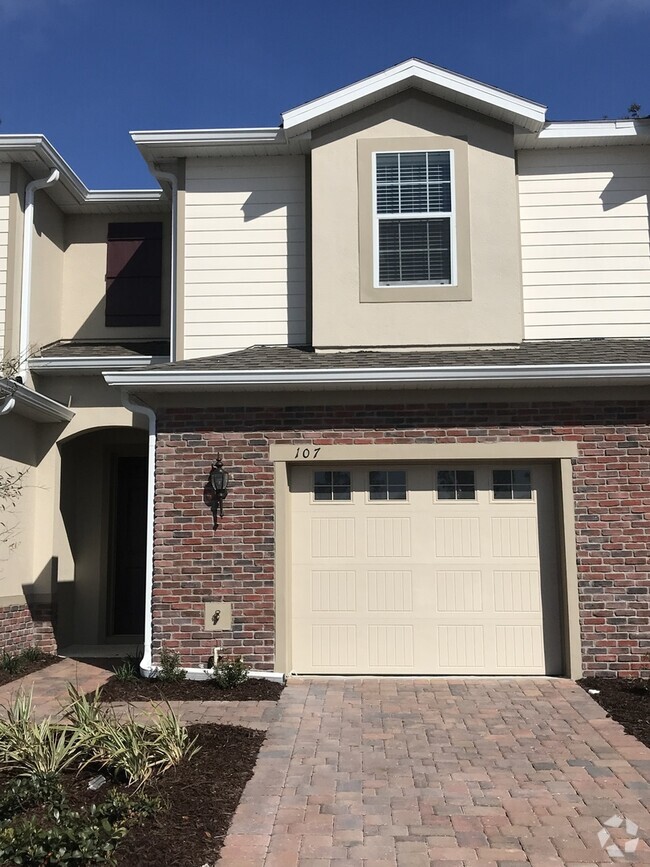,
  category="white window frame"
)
[372,149,457,289]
